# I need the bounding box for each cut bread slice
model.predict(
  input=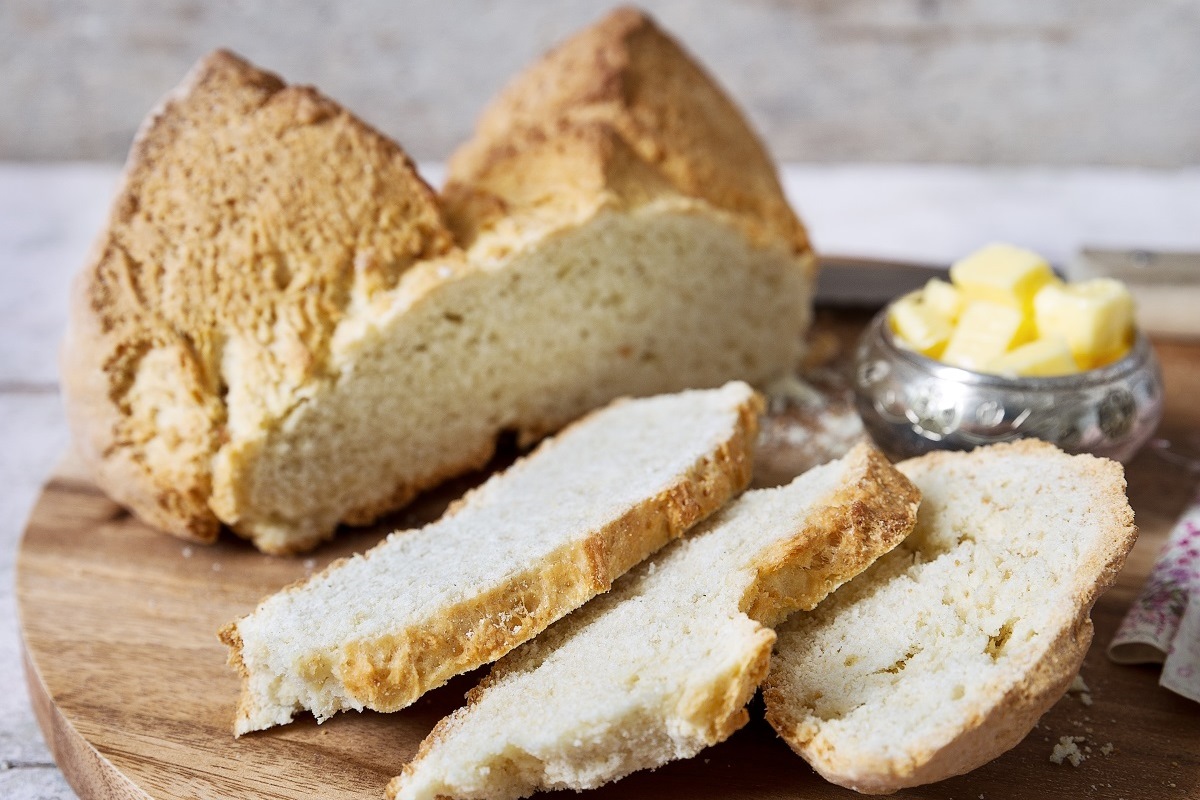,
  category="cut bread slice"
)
[763,440,1137,794]
[62,8,815,554]
[220,382,760,735]
[389,443,919,800]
